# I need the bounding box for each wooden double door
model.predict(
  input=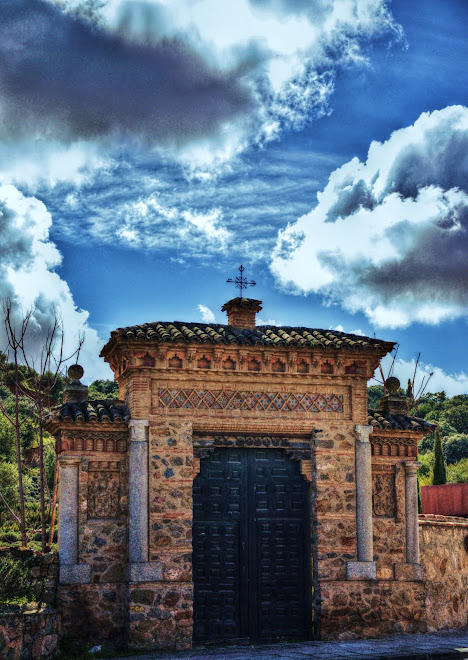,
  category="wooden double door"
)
[193,447,312,643]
